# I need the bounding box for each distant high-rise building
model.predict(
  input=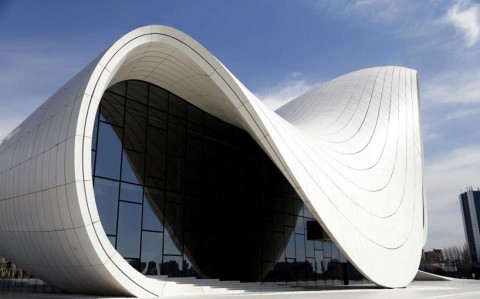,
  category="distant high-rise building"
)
[460,187,480,263]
